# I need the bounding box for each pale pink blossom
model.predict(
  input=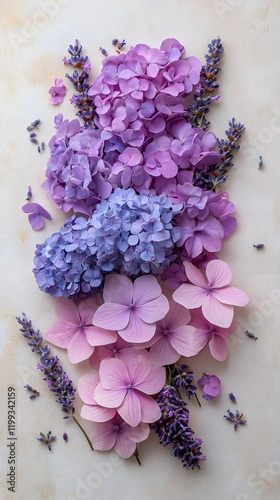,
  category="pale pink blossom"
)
[173,260,248,328]
[92,274,169,343]
[45,297,117,364]
[78,374,116,422]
